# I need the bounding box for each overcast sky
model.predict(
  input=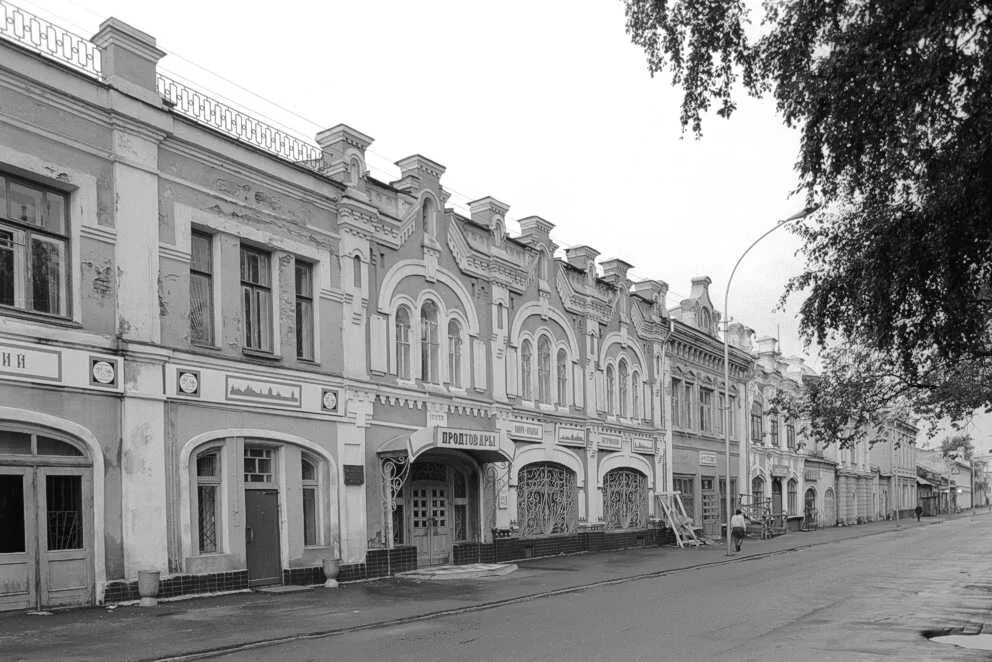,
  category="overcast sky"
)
[23,0,989,448]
